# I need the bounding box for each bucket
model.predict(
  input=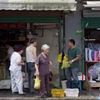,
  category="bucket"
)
[61,80,67,89]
